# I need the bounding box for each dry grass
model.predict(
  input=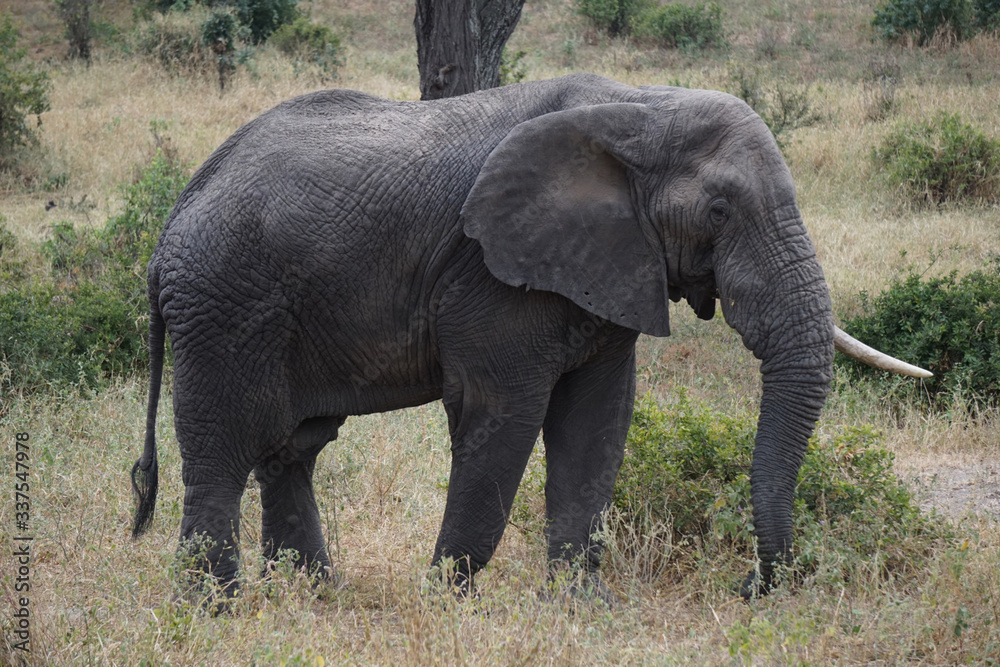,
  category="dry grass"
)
[2,0,1000,663]
[6,383,996,664]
